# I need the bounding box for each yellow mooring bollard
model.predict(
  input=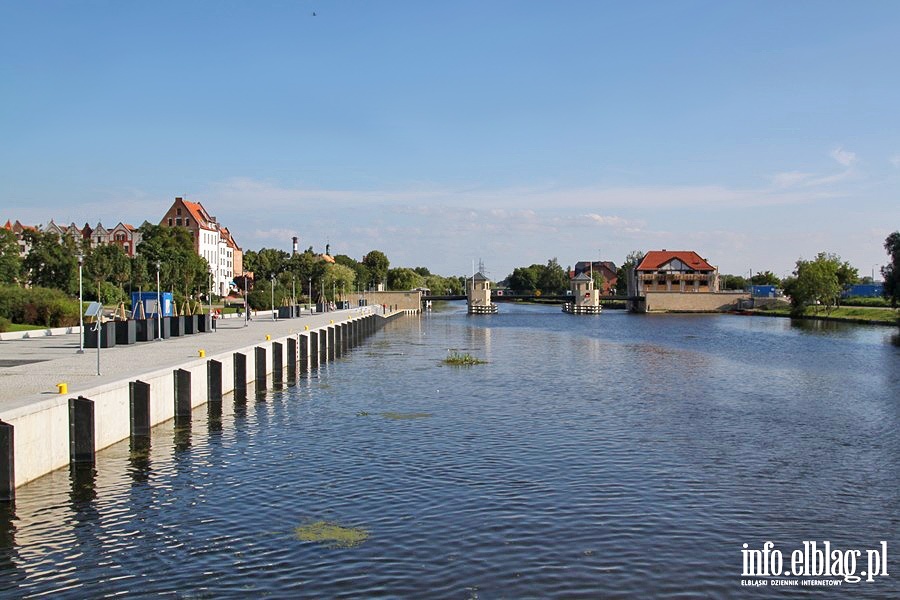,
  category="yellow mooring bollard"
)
[330,320,334,324]
[265,334,271,341]
[198,349,206,358]
[56,382,68,395]
[305,325,309,331]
